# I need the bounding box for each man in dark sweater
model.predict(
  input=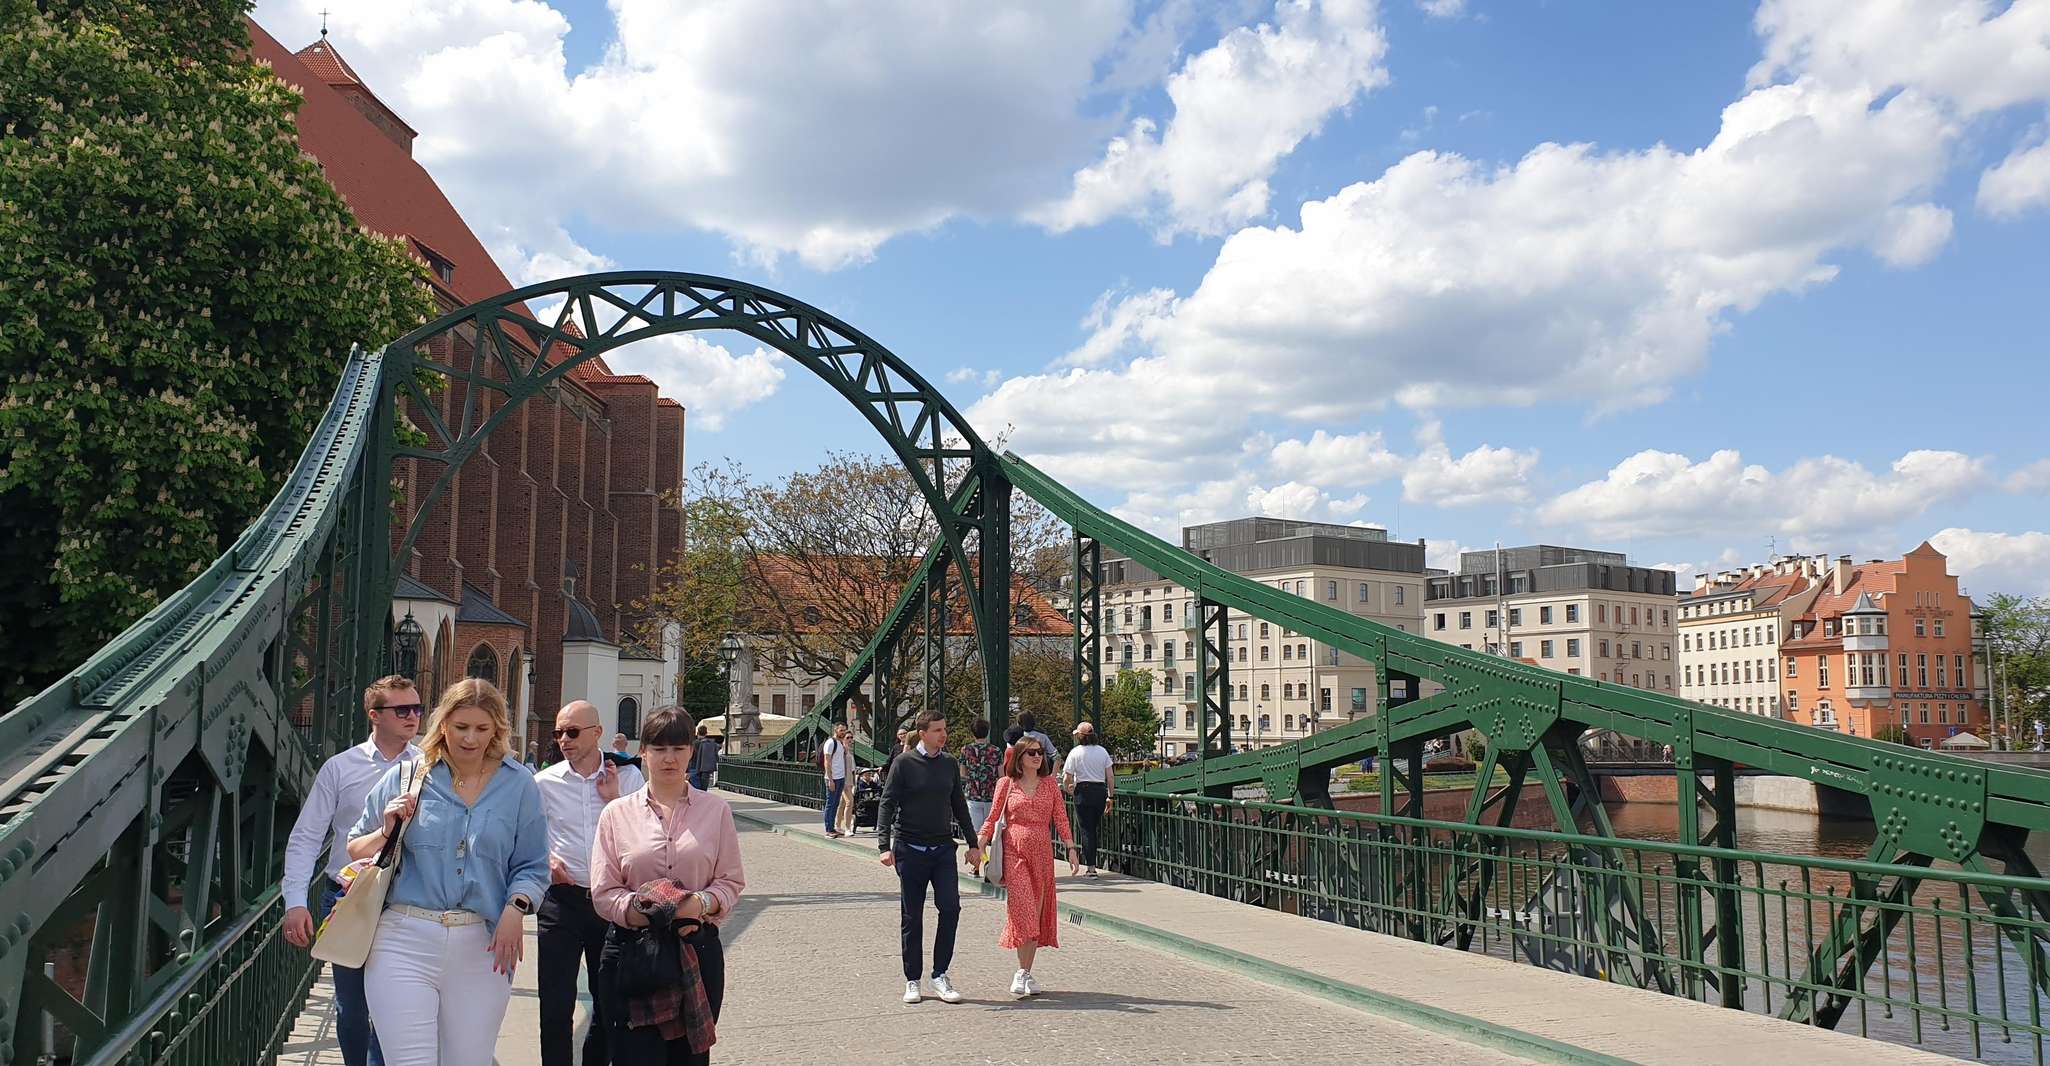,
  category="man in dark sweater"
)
[878,710,981,1005]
